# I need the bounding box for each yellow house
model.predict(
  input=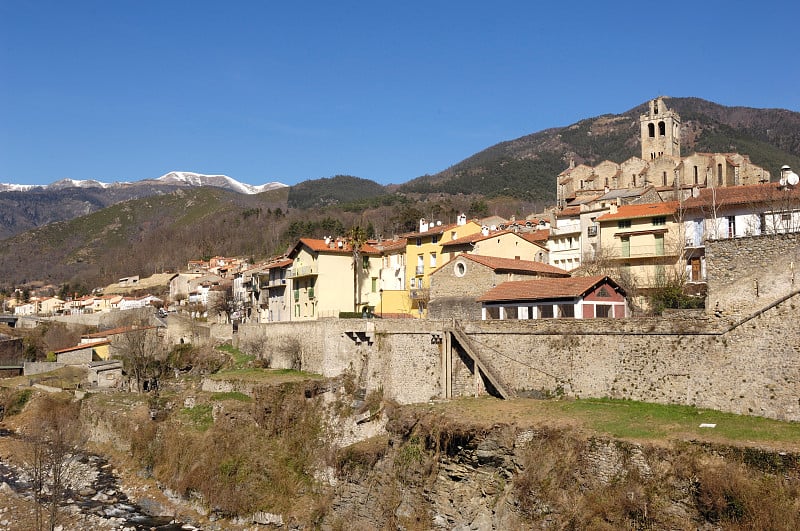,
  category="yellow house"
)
[371,237,410,318]
[440,228,549,263]
[38,297,65,315]
[286,237,383,320]
[595,201,683,291]
[404,216,483,317]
